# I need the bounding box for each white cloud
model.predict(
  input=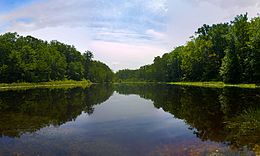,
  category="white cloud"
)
[88,41,169,71]
[145,0,168,13]
[146,29,167,40]
[188,0,260,9]
[16,26,92,52]
[167,0,260,47]
[0,0,167,32]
